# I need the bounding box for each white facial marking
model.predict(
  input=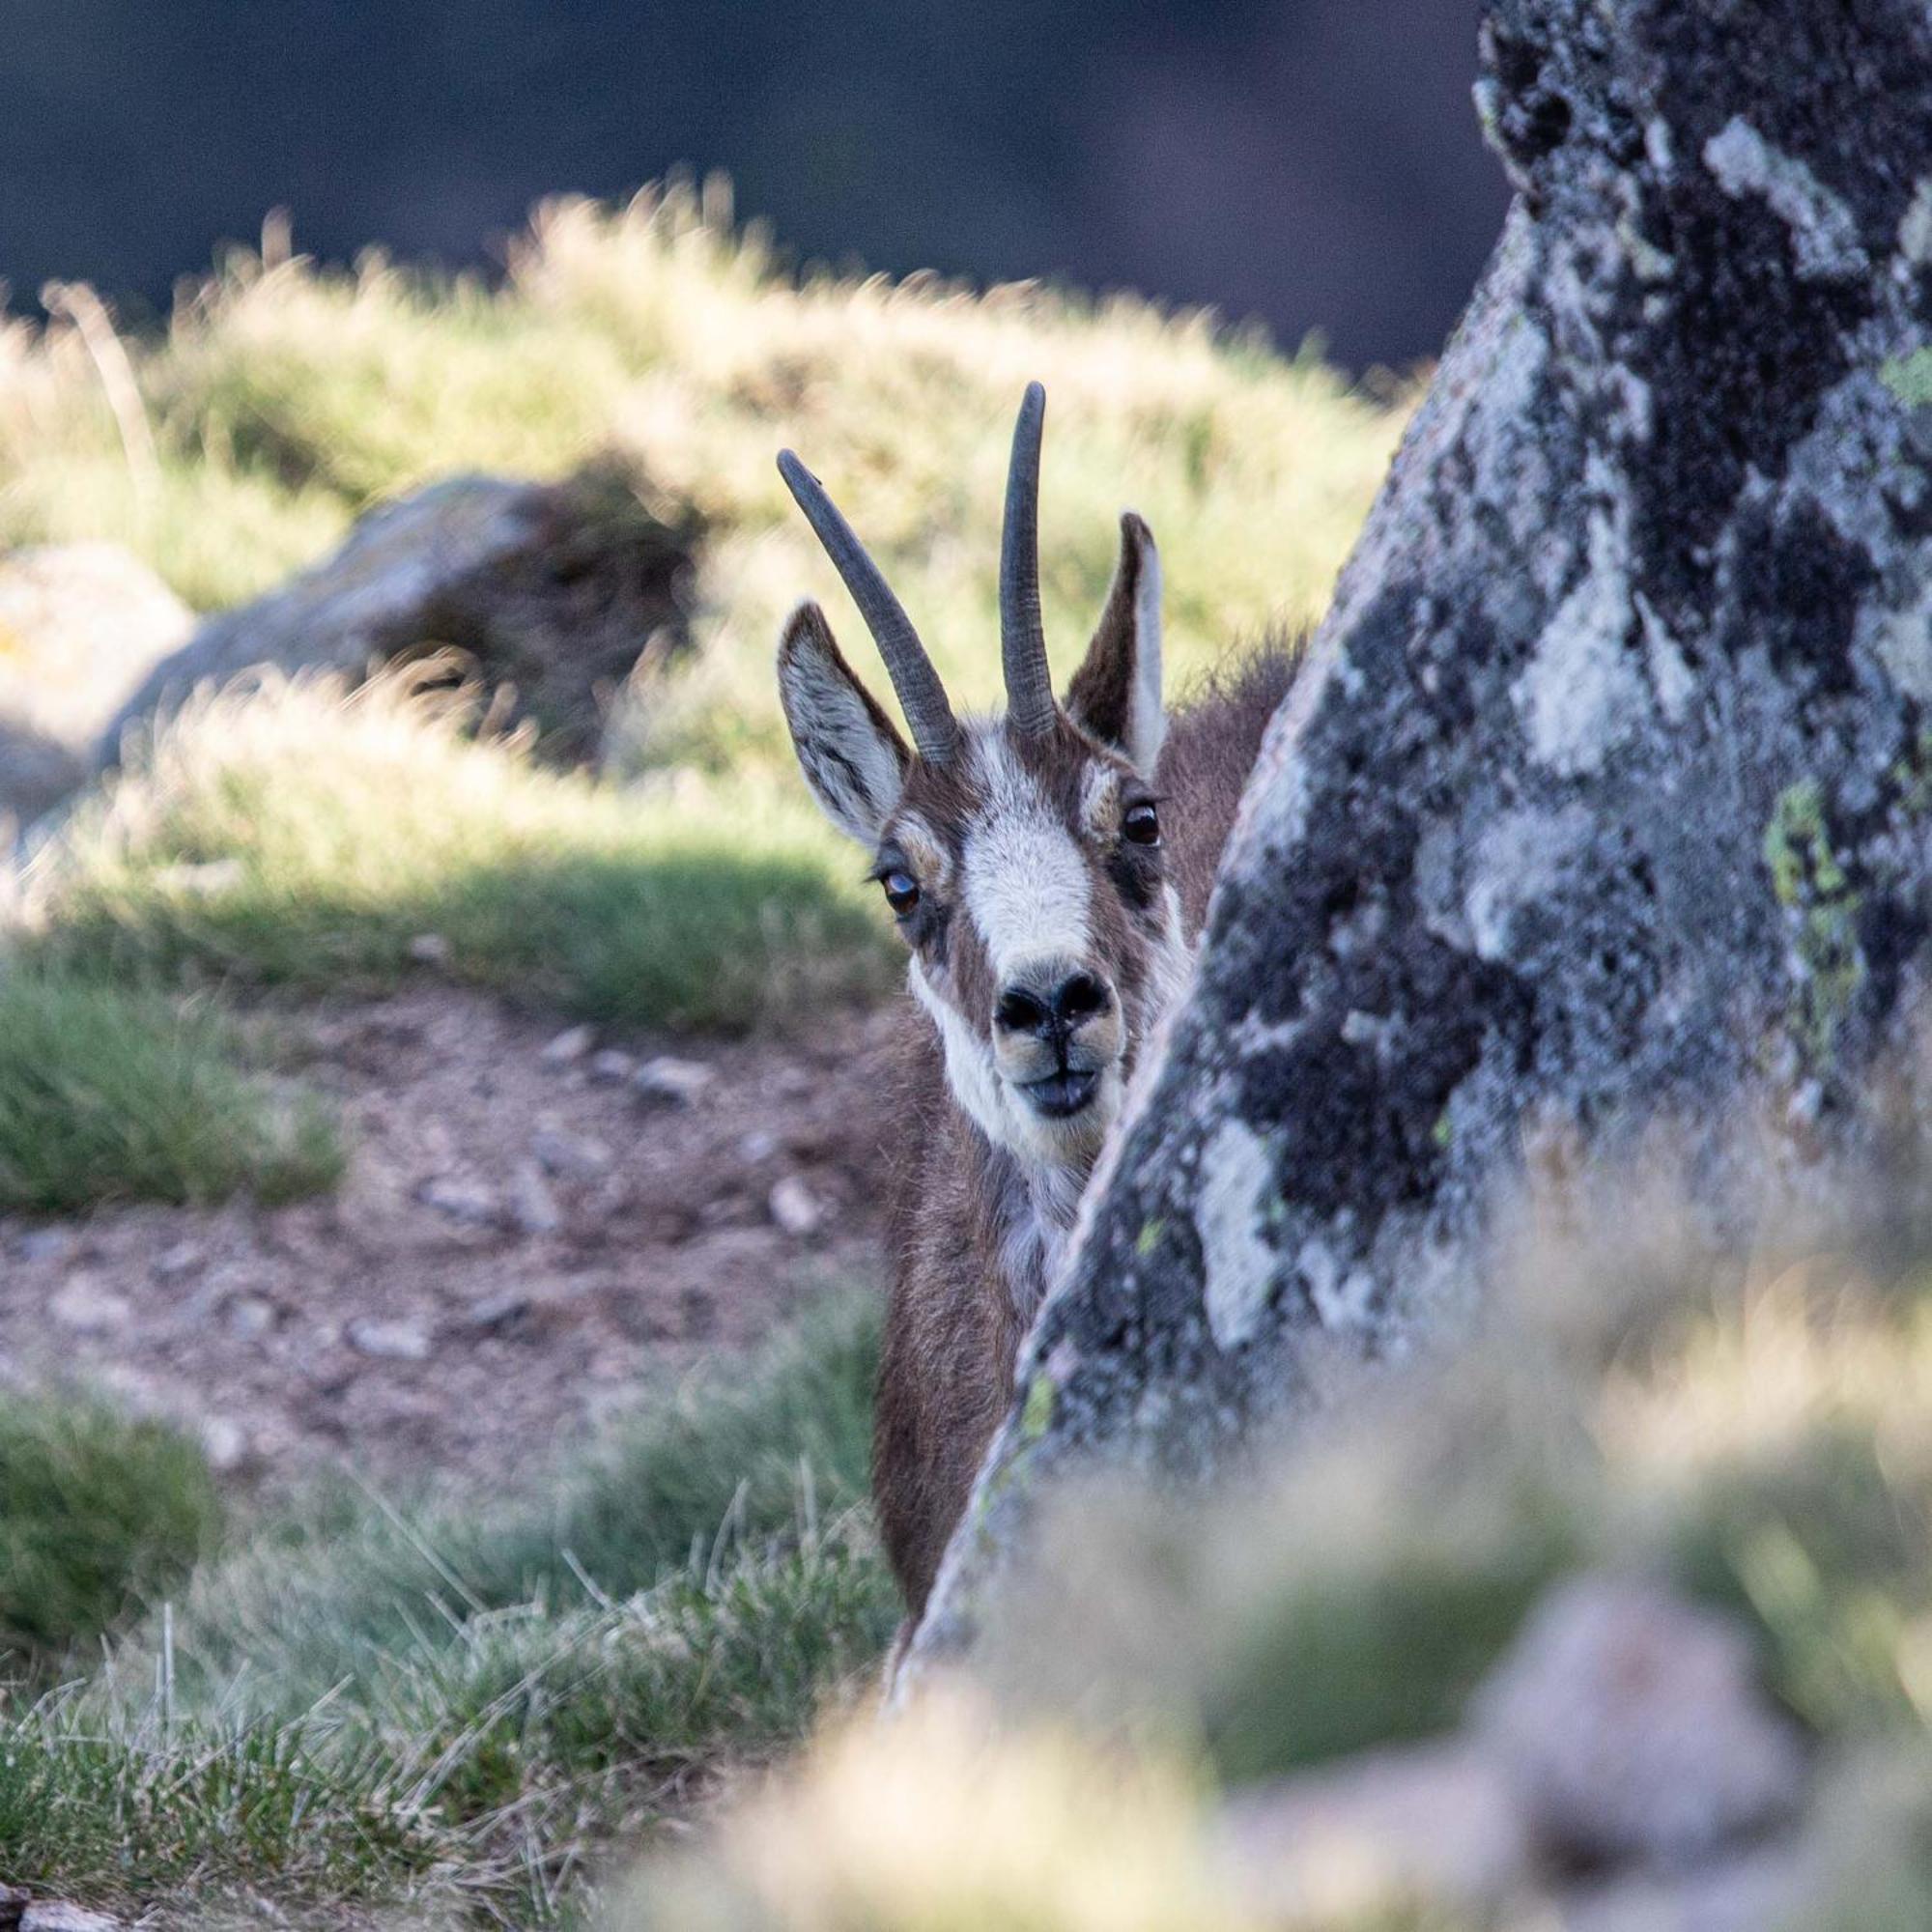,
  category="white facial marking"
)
[963,732,1093,984]
[909,957,1007,1147]
[894,810,953,890]
[1079,762,1121,839]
